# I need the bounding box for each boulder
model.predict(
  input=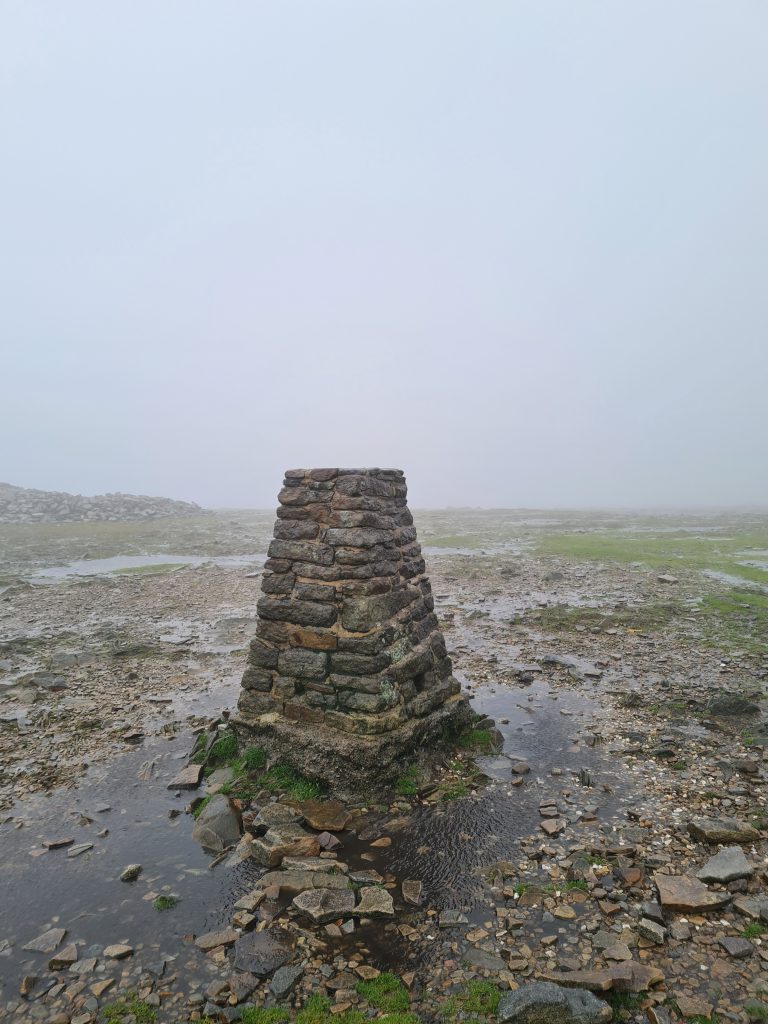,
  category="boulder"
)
[497,982,612,1023]
[192,795,242,853]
